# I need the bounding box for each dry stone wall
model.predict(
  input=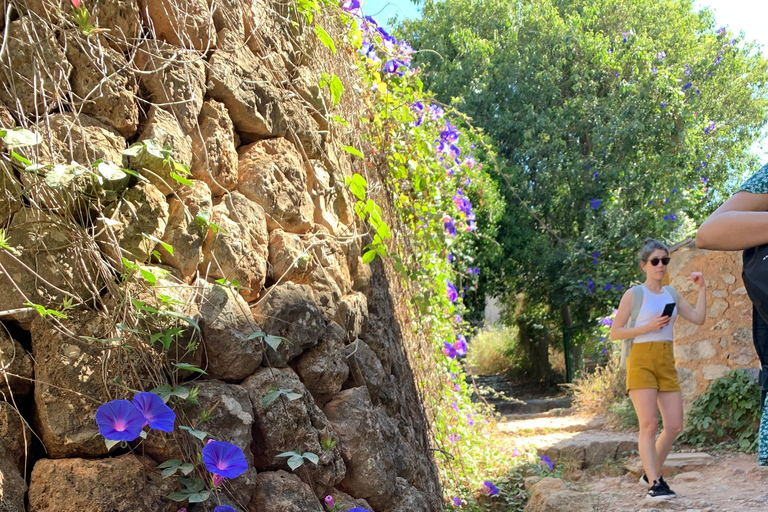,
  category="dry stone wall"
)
[668,241,757,407]
[0,1,443,511]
